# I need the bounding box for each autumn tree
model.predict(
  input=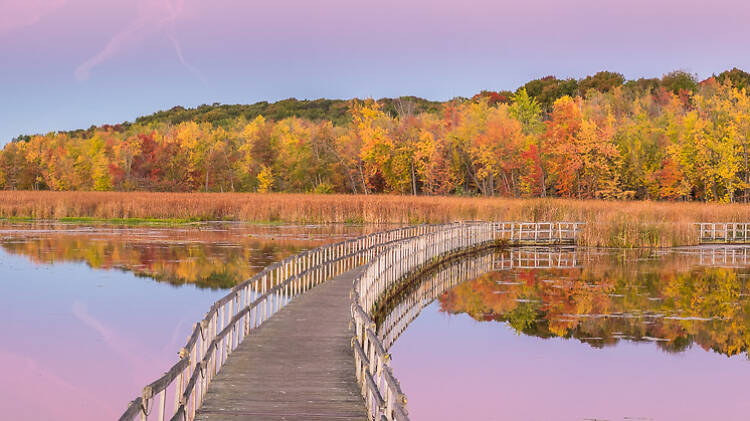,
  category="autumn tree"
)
[716,68,750,91]
[661,70,698,94]
[578,71,625,94]
[520,76,579,111]
[350,99,397,193]
[544,96,620,198]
